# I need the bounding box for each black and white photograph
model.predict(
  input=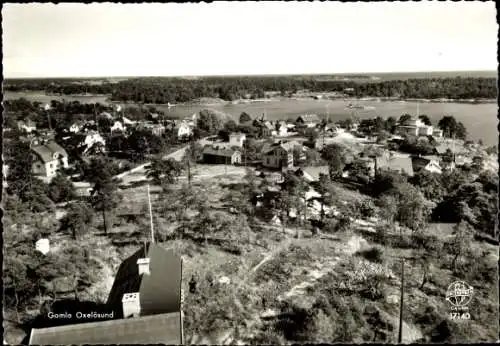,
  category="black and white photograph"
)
[2,1,499,344]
